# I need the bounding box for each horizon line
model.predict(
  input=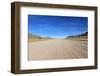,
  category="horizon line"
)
[28,31,88,38]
